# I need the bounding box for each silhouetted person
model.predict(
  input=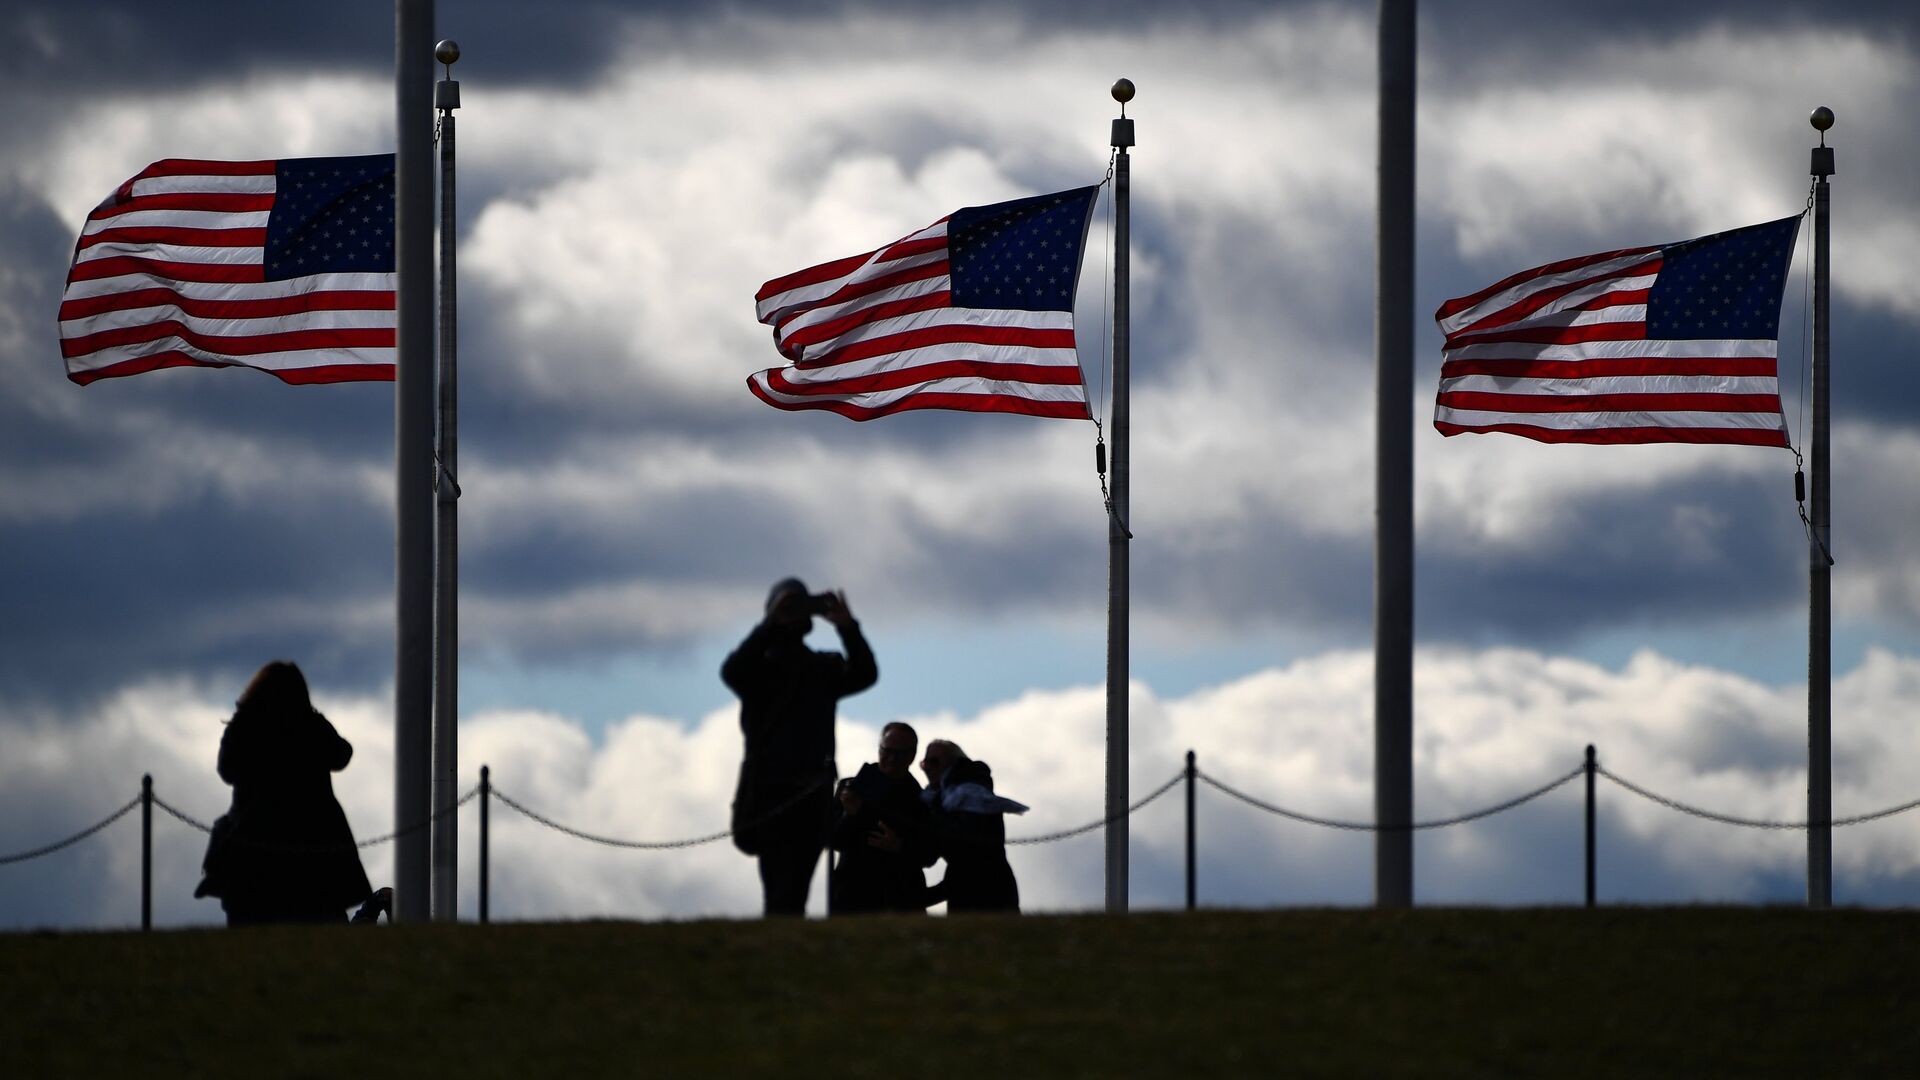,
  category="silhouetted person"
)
[193,661,373,926]
[919,739,1025,914]
[723,579,877,916]
[830,722,934,915]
